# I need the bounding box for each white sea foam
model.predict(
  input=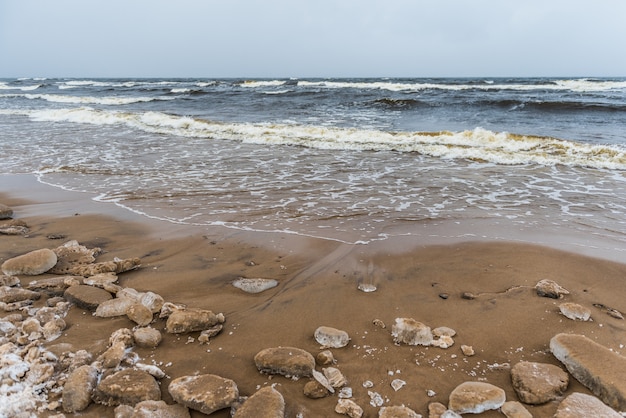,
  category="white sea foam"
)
[20,108,626,170]
[0,82,41,91]
[297,79,626,93]
[8,93,172,105]
[240,80,287,88]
